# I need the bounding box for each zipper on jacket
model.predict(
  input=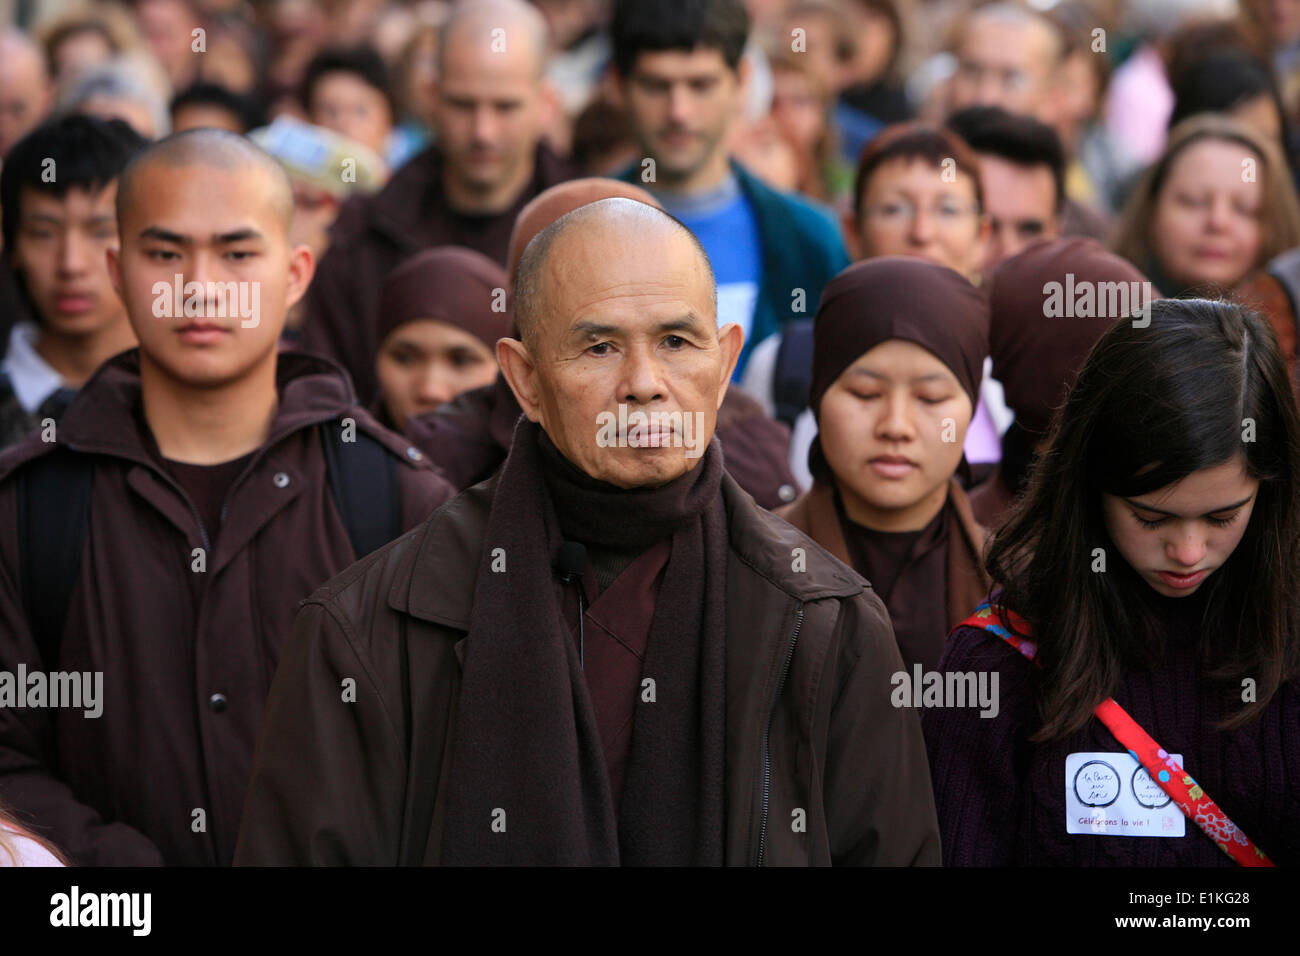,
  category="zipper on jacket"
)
[756,604,803,867]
